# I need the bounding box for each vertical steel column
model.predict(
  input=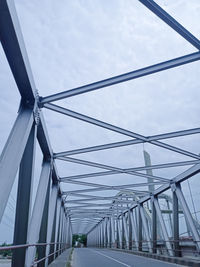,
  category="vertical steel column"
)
[166,199,173,237]
[104,218,108,248]
[54,197,61,259]
[97,226,99,247]
[45,184,59,267]
[0,108,34,222]
[153,197,173,256]
[101,222,104,248]
[107,218,111,248]
[57,206,64,254]
[172,190,180,257]
[121,216,125,249]
[12,123,37,267]
[55,206,62,258]
[109,218,112,248]
[128,209,132,250]
[67,216,71,247]
[37,180,51,267]
[117,217,122,248]
[175,183,200,251]
[137,206,142,251]
[122,215,129,249]
[139,204,153,253]
[25,160,52,266]
[48,206,57,264]
[111,216,115,248]
[130,209,139,251]
[99,224,101,247]
[151,197,157,254]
